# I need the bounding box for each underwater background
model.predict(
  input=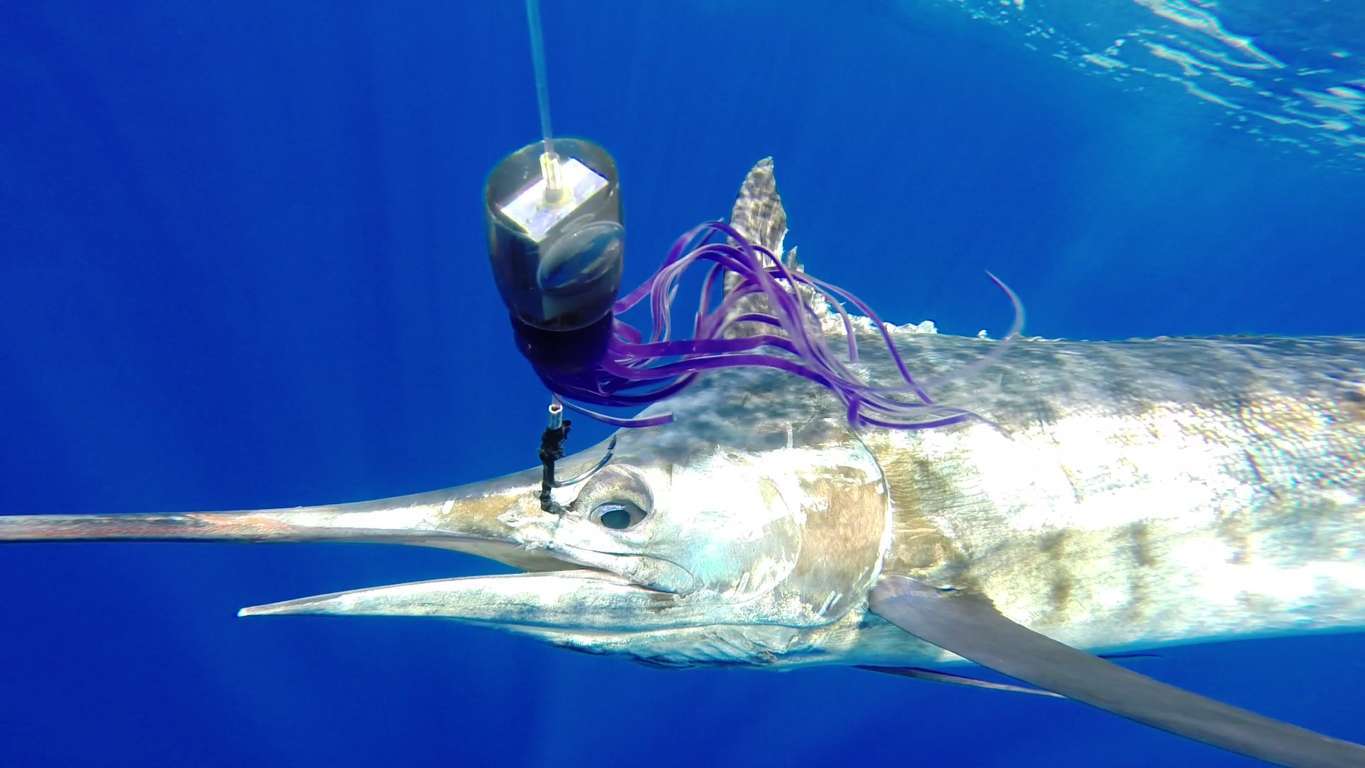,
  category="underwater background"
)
[2,2,1363,766]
